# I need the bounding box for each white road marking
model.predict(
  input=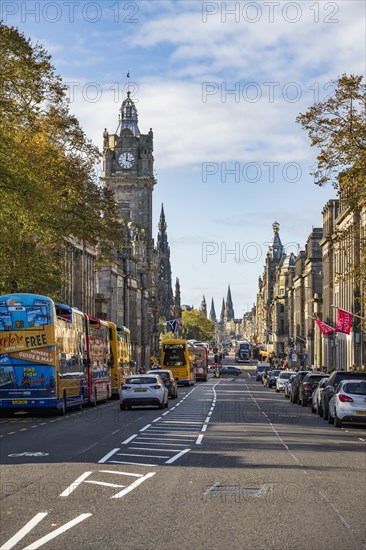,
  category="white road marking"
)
[99,470,143,477]
[137,437,195,442]
[109,460,157,466]
[139,424,152,432]
[196,434,204,445]
[162,411,170,416]
[111,472,156,498]
[116,453,169,458]
[98,448,120,463]
[121,434,138,444]
[60,472,93,496]
[165,448,191,464]
[152,417,162,423]
[22,514,92,550]
[83,480,125,488]
[128,446,184,452]
[201,425,208,432]
[0,512,47,550]
[131,441,188,447]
